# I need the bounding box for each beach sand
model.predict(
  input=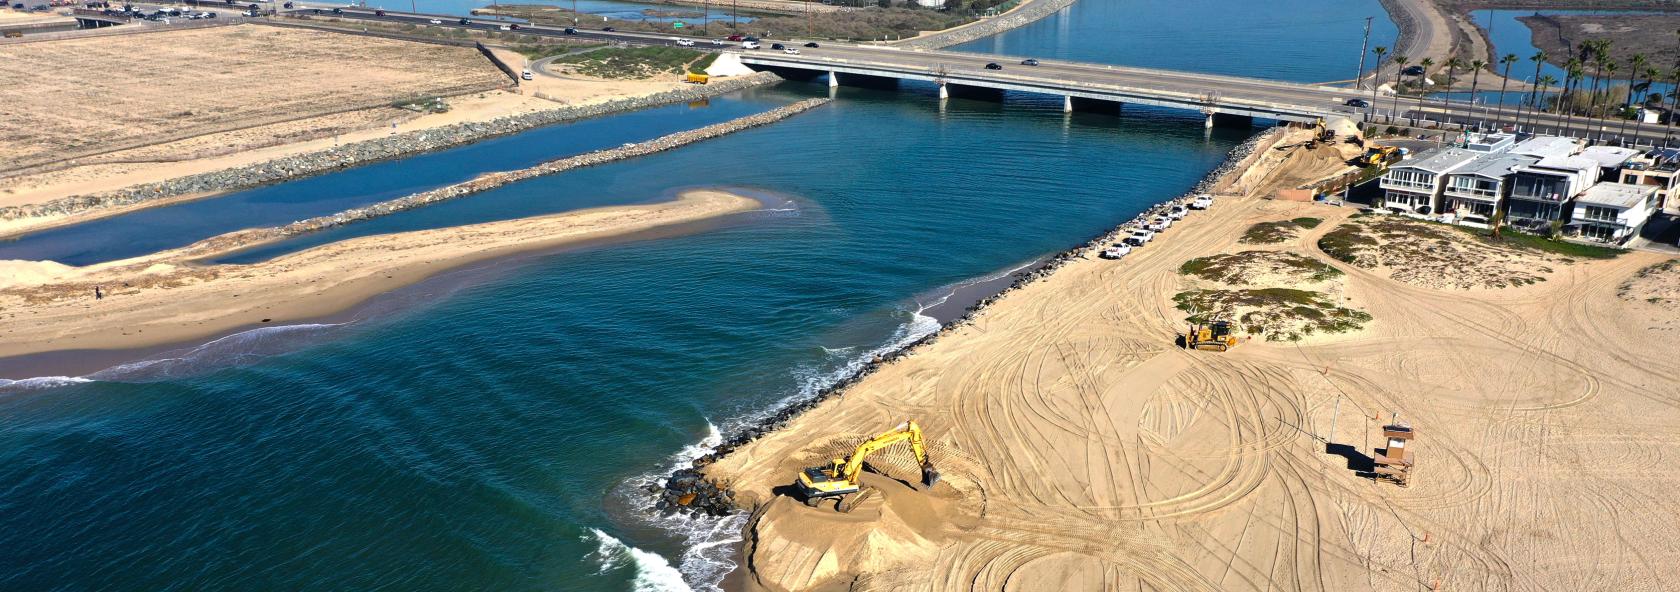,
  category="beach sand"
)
[703,129,1680,591]
[0,190,758,359]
